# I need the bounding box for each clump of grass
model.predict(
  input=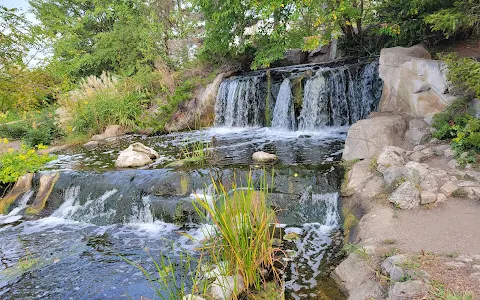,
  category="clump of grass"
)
[18,249,39,270]
[429,280,473,300]
[121,248,206,300]
[193,170,283,292]
[179,139,212,165]
[451,188,468,198]
[342,242,369,259]
[382,239,397,245]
